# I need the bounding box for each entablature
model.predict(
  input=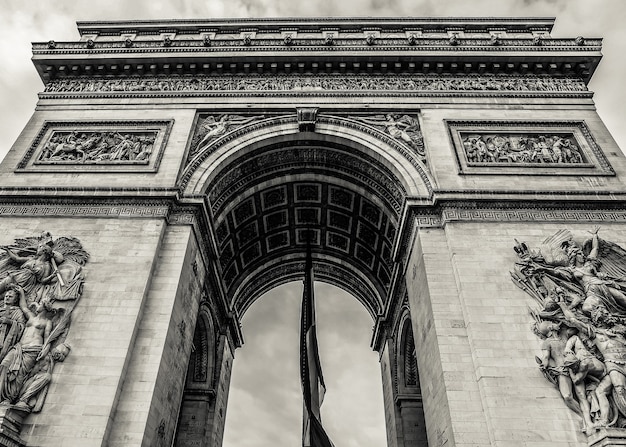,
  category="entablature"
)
[31,17,601,82]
